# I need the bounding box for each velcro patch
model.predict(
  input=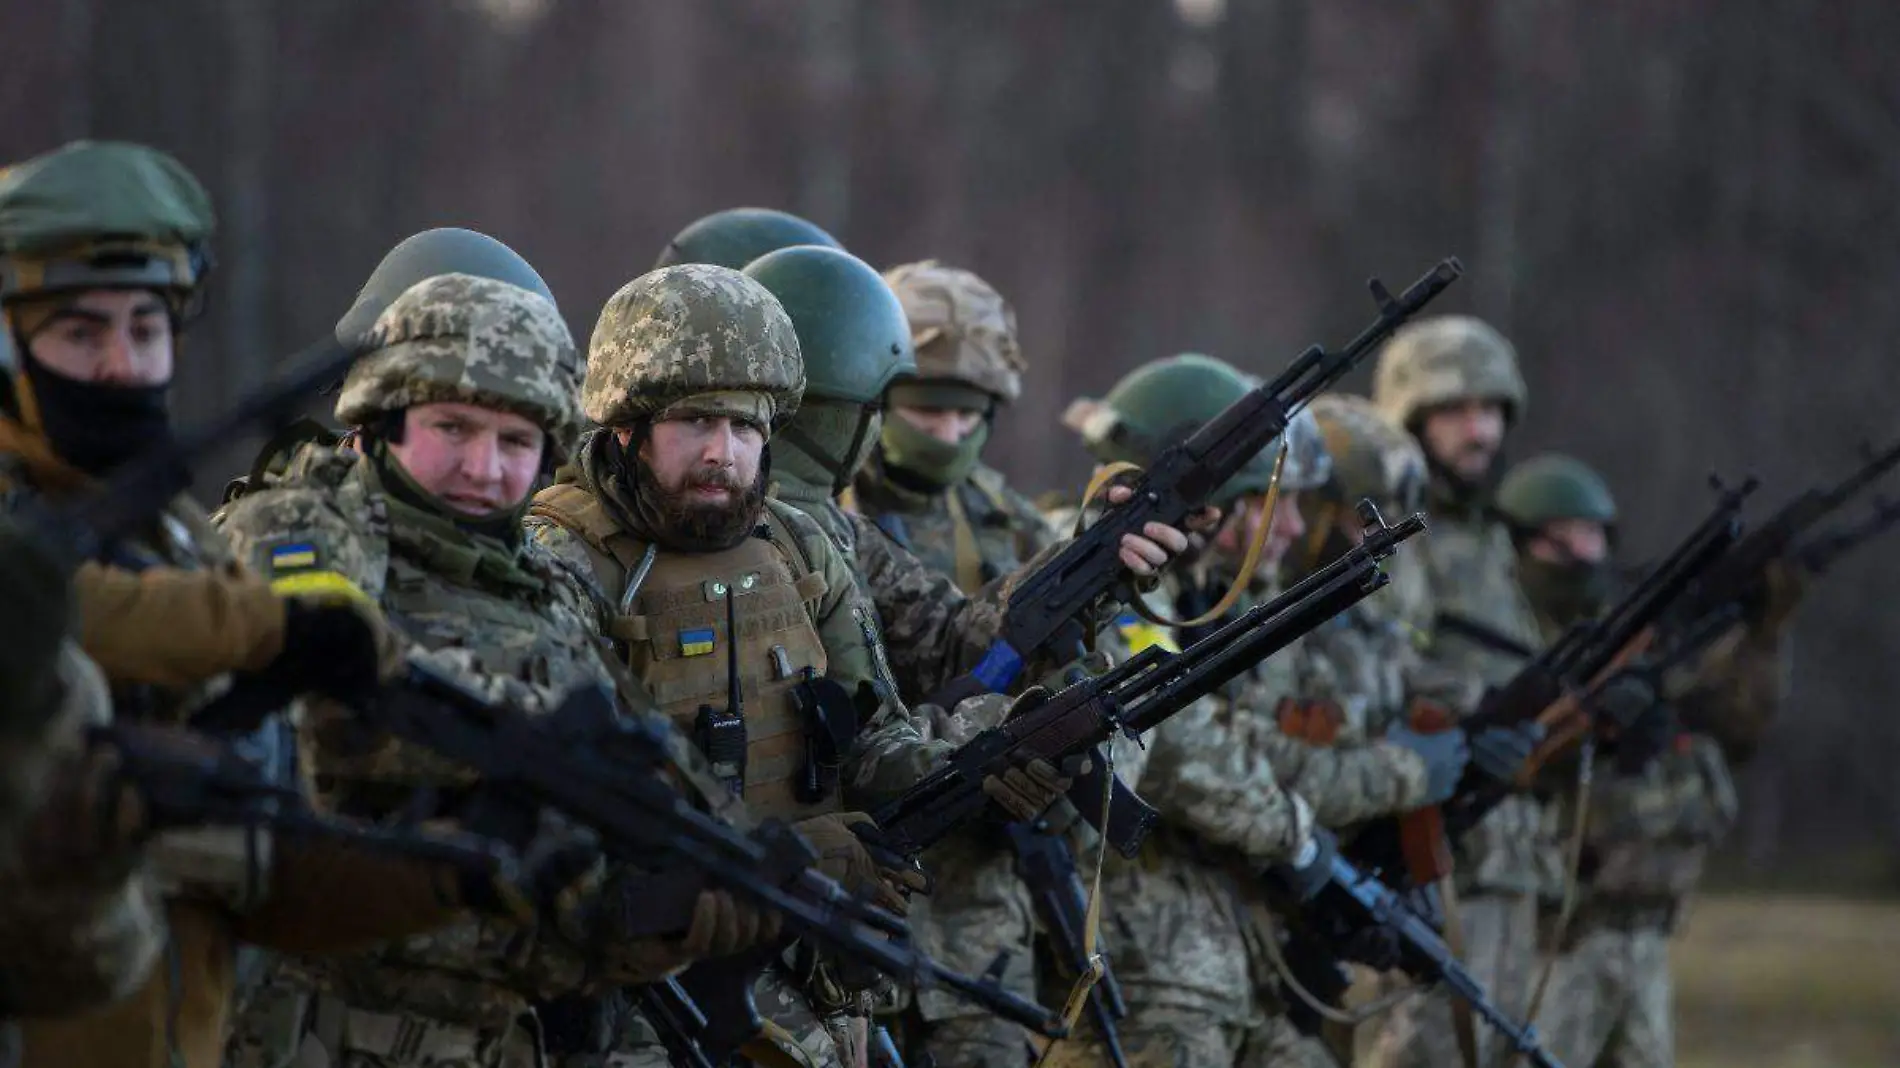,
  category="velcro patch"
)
[269,541,320,574]
[678,626,717,658]
[1116,613,1179,655]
